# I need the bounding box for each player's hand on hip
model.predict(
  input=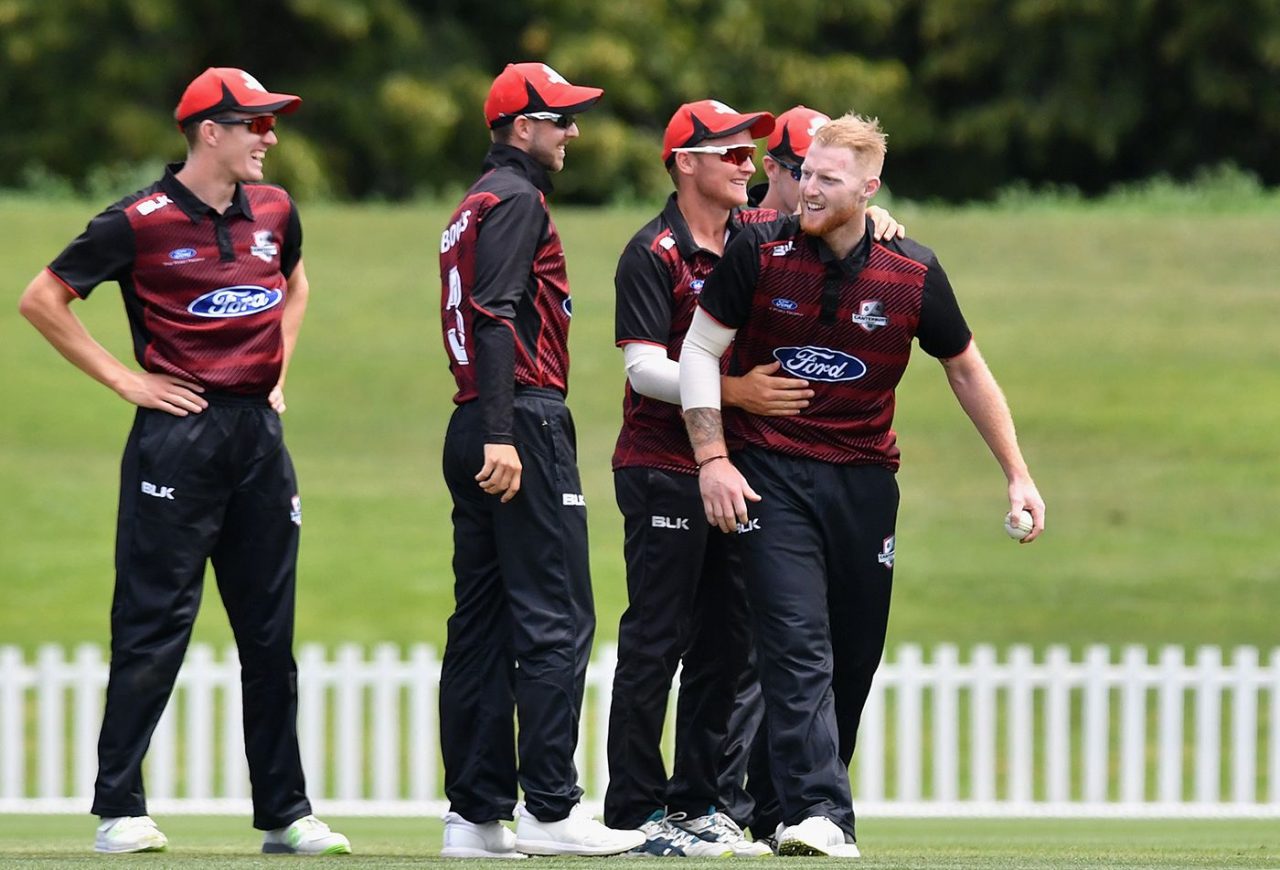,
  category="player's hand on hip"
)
[477,443,522,503]
[725,361,813,416]
[698,457,761,534]
[119,372,207,416]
